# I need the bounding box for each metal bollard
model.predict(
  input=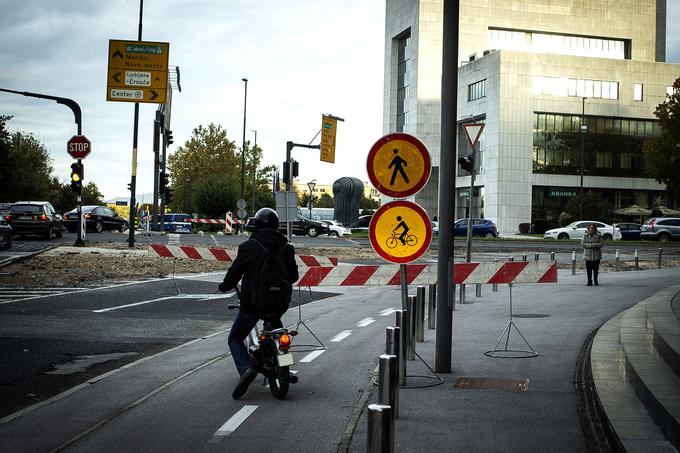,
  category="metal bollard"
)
[509,256,515,262]
[427,283,436,329]
[492,258,498,292]
[394,311,407,386]
[475,283,482,297]
[415,286,425,342]
[658,248,662,269]
[522,253,528,262]
[367,404,393,453]
[615,249,620,272]
[550,251,556,261]
[571,251,576,275]
[634,249,639,270]
[534,253,540,262]
[459,284,466,304]
[379,354,398,419]
[406,296,416,360]
[385,327,400,399]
